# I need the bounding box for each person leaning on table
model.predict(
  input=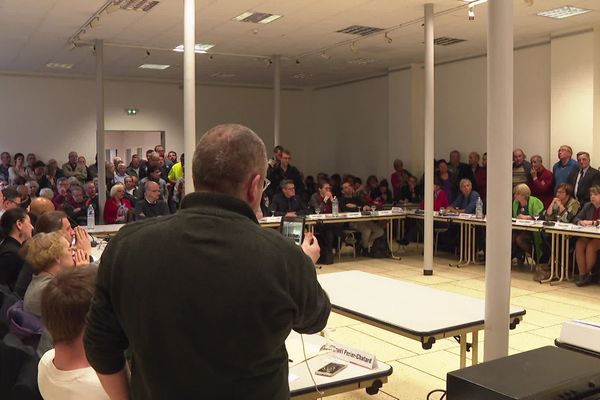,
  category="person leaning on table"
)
[512,183,545,264]
[84,123,331,400]
[545,183,580,223]
[572,185,600,287]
